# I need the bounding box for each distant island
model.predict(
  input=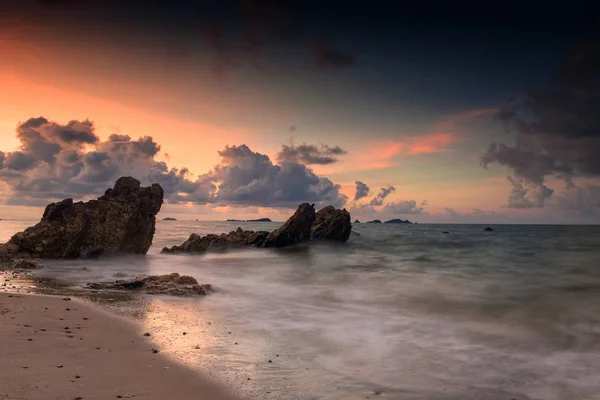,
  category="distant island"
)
[354,219,360,223]
[162,217,177,221]
[226,218,272,222]
[384,219,412,224]
[365,219,413,224]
